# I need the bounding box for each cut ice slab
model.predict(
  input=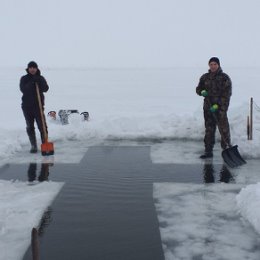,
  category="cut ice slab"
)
[222,145,247,168]
[2,140,88,165]
[153,183,260,260]
[150,140,224,165]
[0,180,64,260]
